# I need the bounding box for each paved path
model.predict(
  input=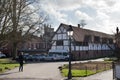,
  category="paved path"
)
[0,62,65,80]
[0,60,114,80]
[80,69,113,80]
